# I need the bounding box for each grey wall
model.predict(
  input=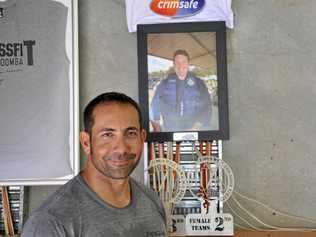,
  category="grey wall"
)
[224,0,316,229]
[28,0,316,230]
